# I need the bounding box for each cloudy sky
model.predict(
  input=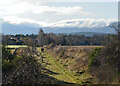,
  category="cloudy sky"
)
[0,0,118,29]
